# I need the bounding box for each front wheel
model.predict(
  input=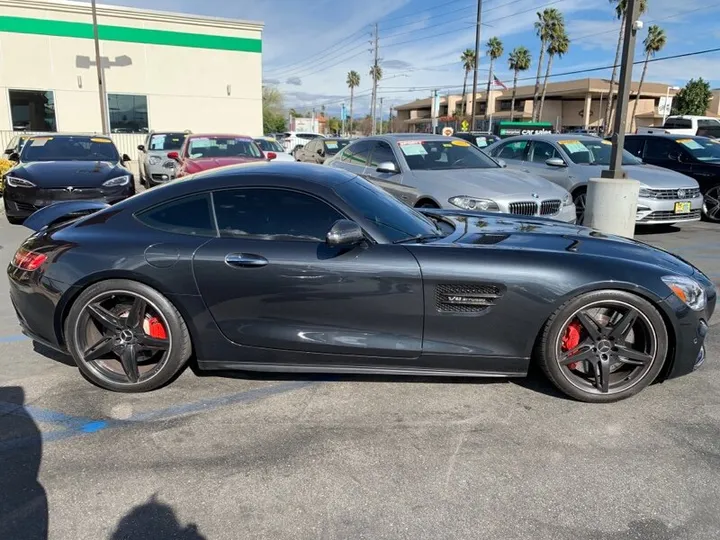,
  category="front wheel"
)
[572,188,586,225]
[536,290,668,403]
[64,280,192,392]
[702,185,720,222]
